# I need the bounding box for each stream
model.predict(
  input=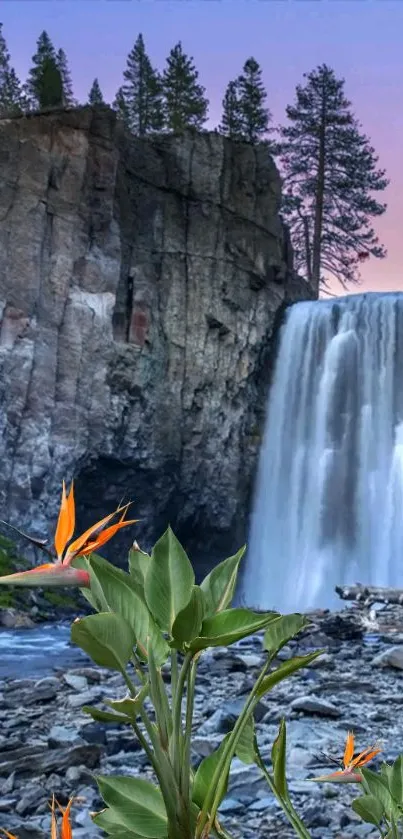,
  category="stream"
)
[0,623,89,679]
